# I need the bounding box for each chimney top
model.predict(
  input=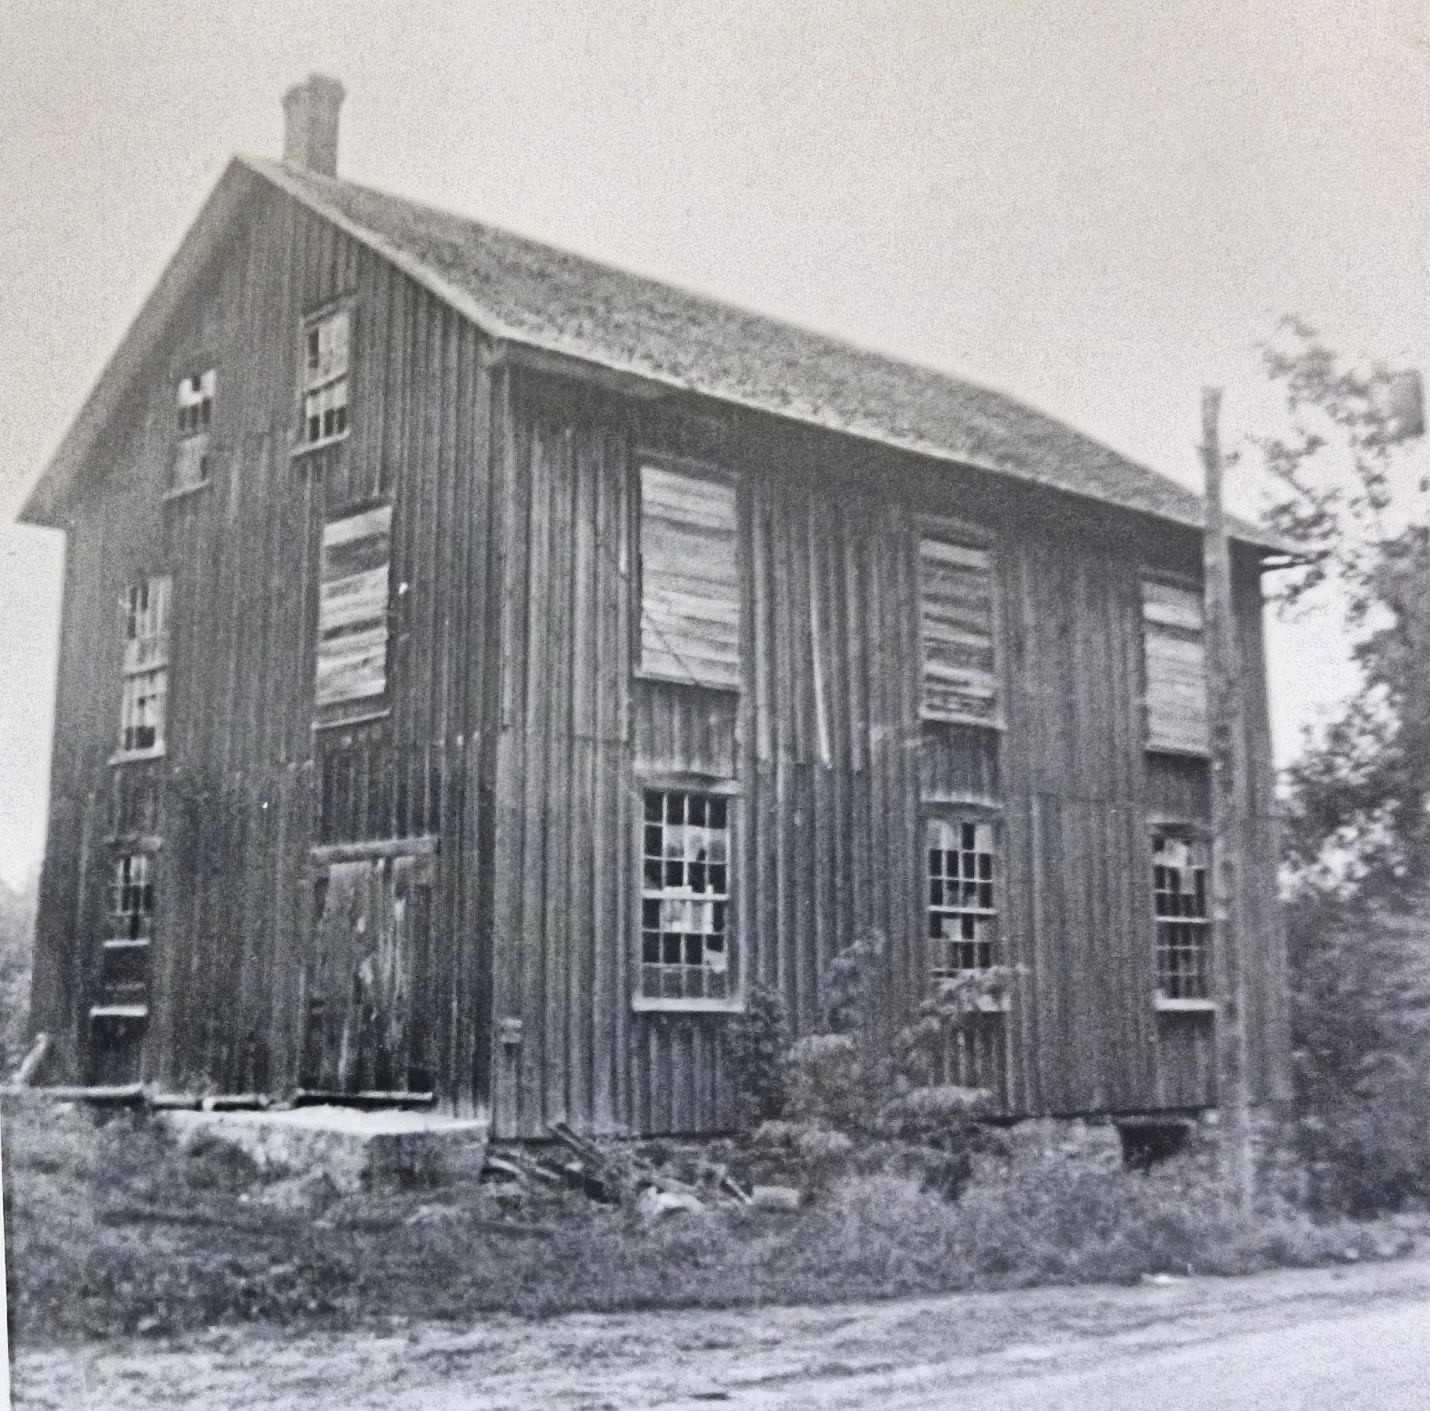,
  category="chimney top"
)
[282,74,345,177]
